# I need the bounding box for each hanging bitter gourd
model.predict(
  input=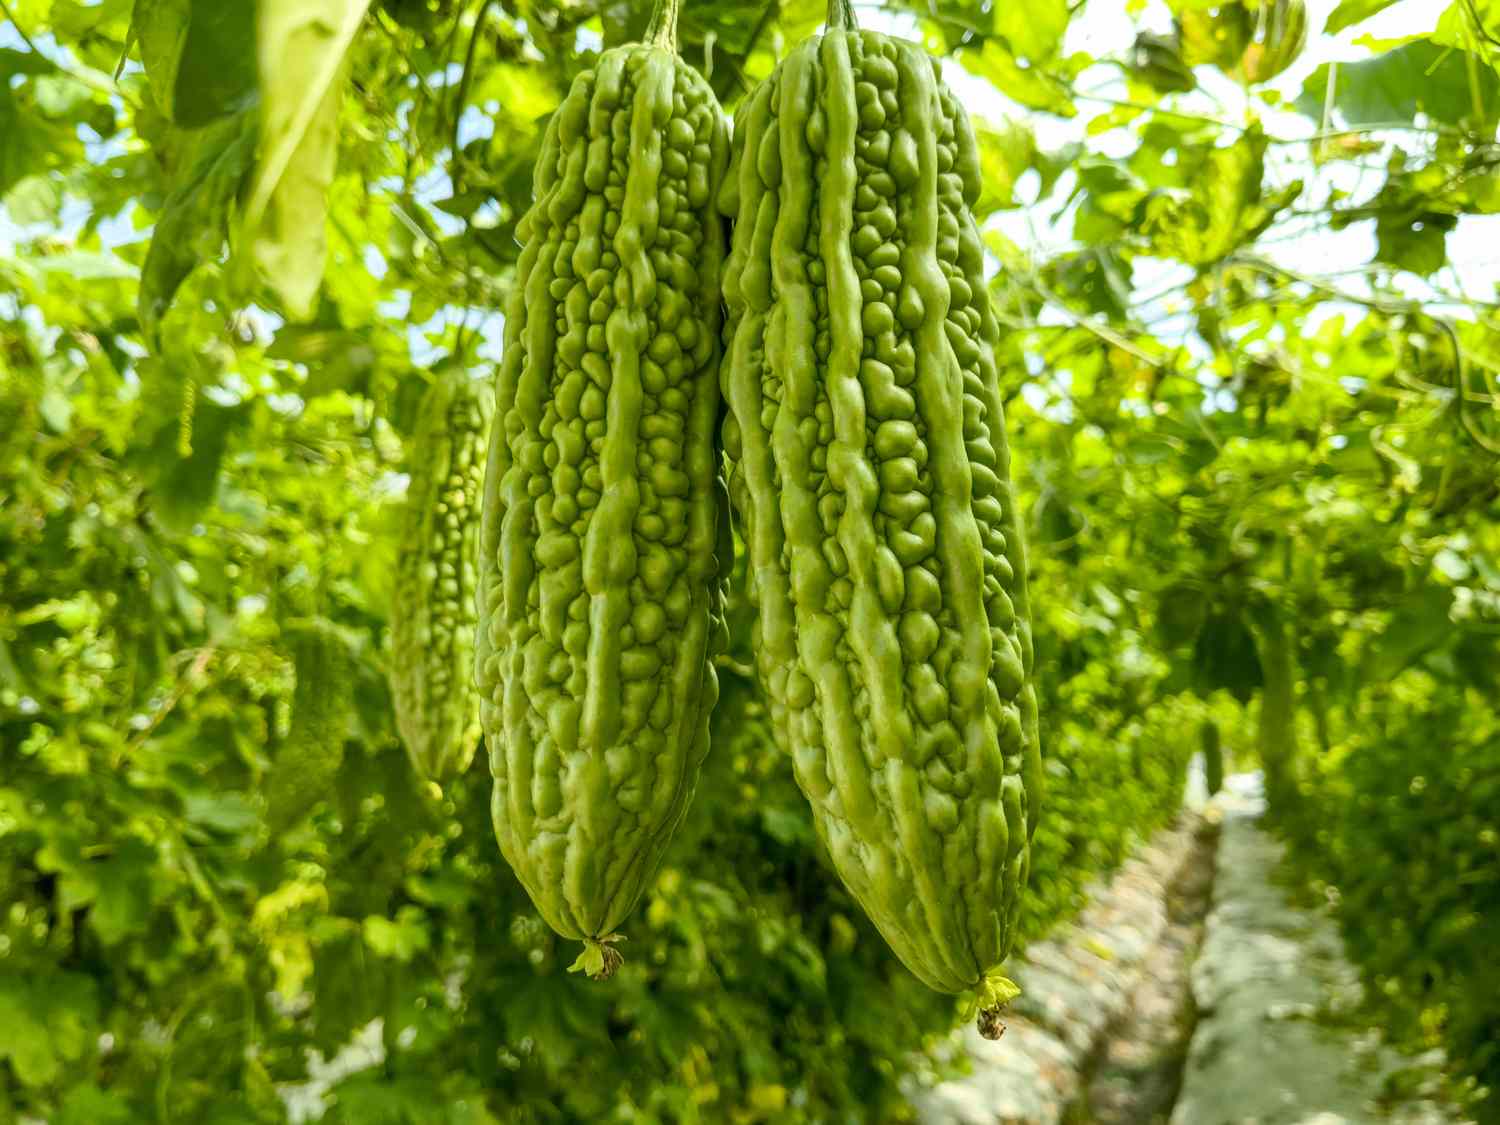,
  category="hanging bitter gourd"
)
[718,0,1040,1033]
[390,367,492,782]
[475,0,731,978]
[266,618,354,833]
[1176,0,1306,83]
[1202,718,1224,797]
[1230,0,1307,84]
